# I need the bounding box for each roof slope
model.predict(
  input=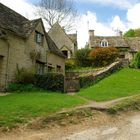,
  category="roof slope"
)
[90,36,129,48]
[0,3,41,38]
[89,35,140,52]
[68,33,77,45]
[45,32,66,58]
